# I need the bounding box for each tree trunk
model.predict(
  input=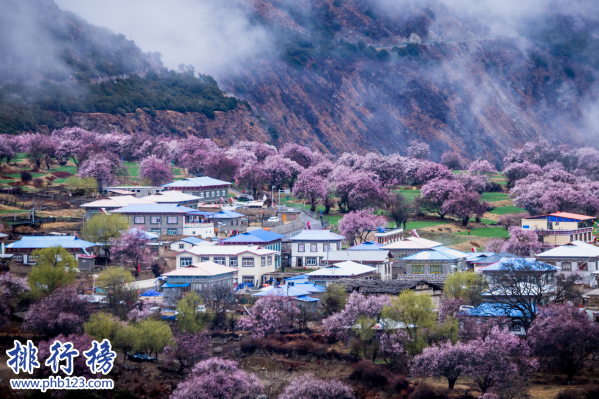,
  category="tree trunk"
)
[448,377,457,390]
[462,217,469,227]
